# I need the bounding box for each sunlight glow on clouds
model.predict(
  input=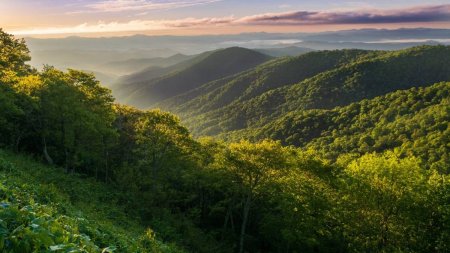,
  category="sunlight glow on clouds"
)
[240,4,450,25]
[11,17,235,35]
[10,4,450,36]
